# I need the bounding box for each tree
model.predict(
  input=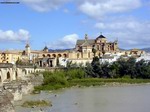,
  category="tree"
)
[109,62,120,78]
[16,58,23,65]
[136,59,150,79]
[92,48,97,57]
[85,62,94,77]
[116,57,129,77]
[91,56,103,77]
[126,57,136,79]
[101,62,111,78]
